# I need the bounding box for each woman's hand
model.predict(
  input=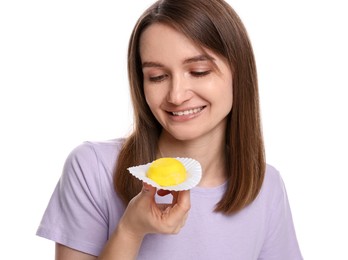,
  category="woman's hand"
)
[99,183,190,259]
[119,183,191,238]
